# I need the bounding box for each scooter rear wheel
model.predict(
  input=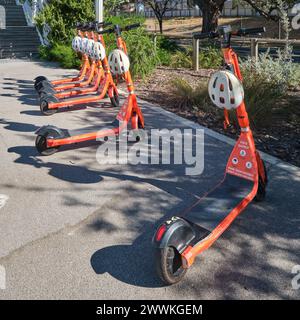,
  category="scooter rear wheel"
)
[155,246,187,285]
[40,100,57,116]
[34,76,47,90]
[35,135,59,156]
